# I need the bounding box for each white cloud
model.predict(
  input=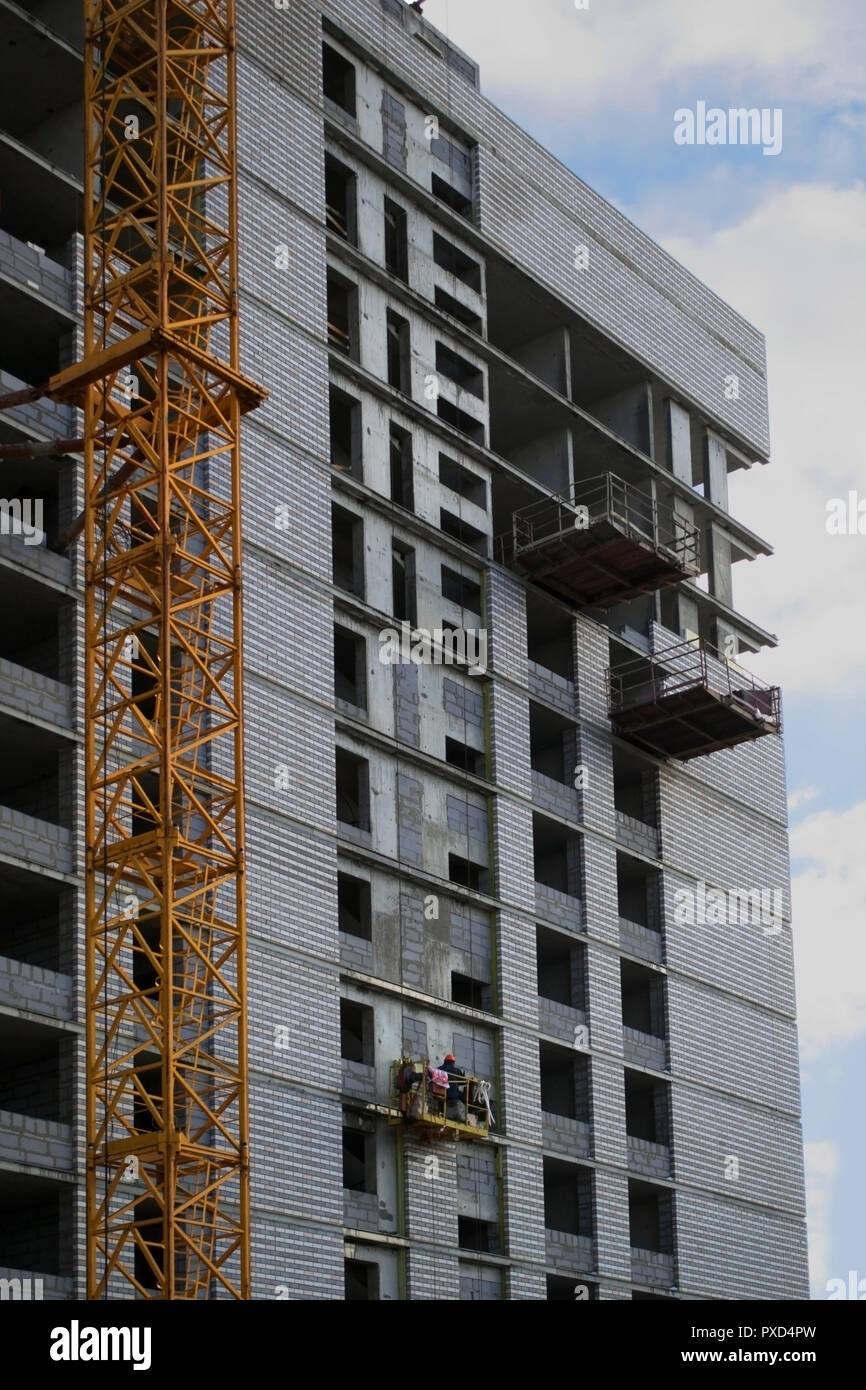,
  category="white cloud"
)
[657,181,866,697]
[804,1140,838,1293]
[422,0,863,110]
[790,802,866,1058]
[788,786,820,813]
